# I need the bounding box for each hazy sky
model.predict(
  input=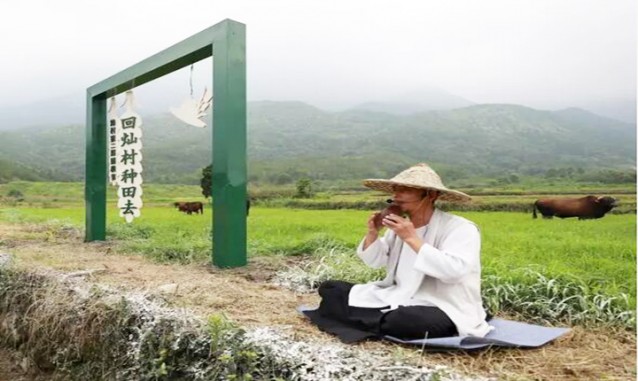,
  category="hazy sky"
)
[1,0,635,111]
